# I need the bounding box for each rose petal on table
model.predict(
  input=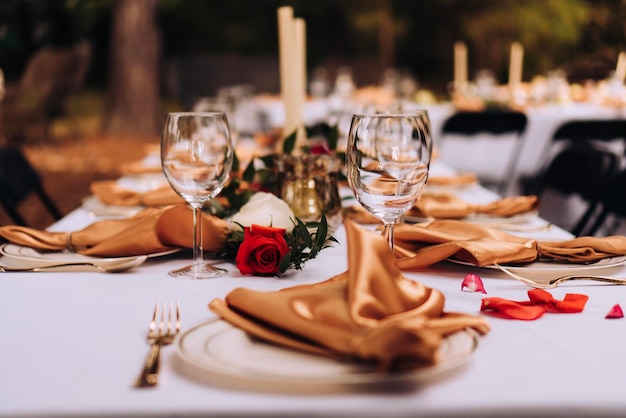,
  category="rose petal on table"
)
[461,273,487,293]
[480,297,547,320]
[527,289,588,313]
[480,289,589,320]
[605,304,624,319]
